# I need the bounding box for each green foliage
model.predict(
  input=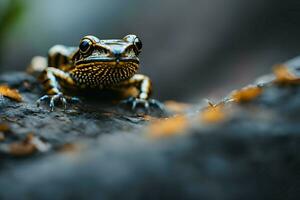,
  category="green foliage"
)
[0,0,26,64]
